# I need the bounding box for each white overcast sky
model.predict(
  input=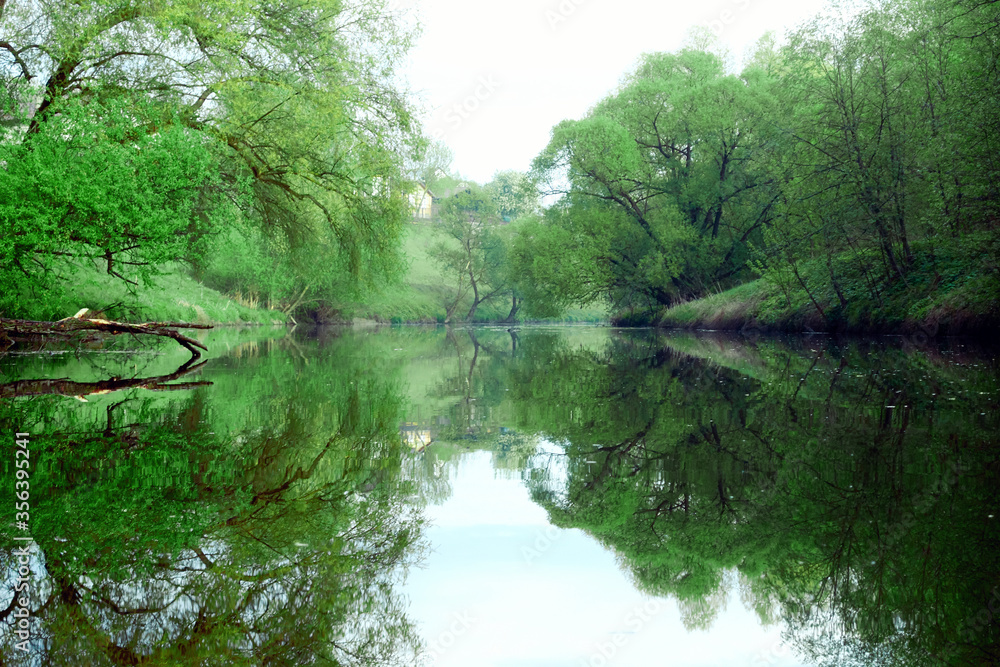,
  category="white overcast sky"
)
[397,0,828,184]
